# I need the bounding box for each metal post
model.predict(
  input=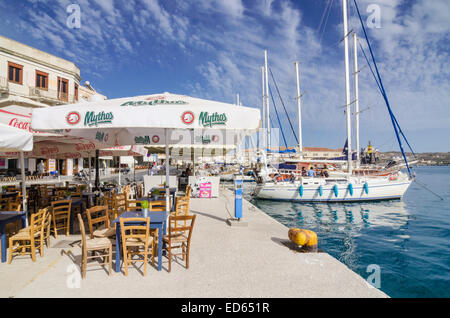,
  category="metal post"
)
[264,50,271,151]
[19,151,28,226]
[353,32,360,168]
[165,128,170,213]
[295,61,303,159]
[261,66,266,149]
[342,0,352,174]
